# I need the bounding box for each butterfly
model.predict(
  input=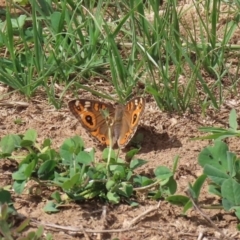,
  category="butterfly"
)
[68,97,145,148]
